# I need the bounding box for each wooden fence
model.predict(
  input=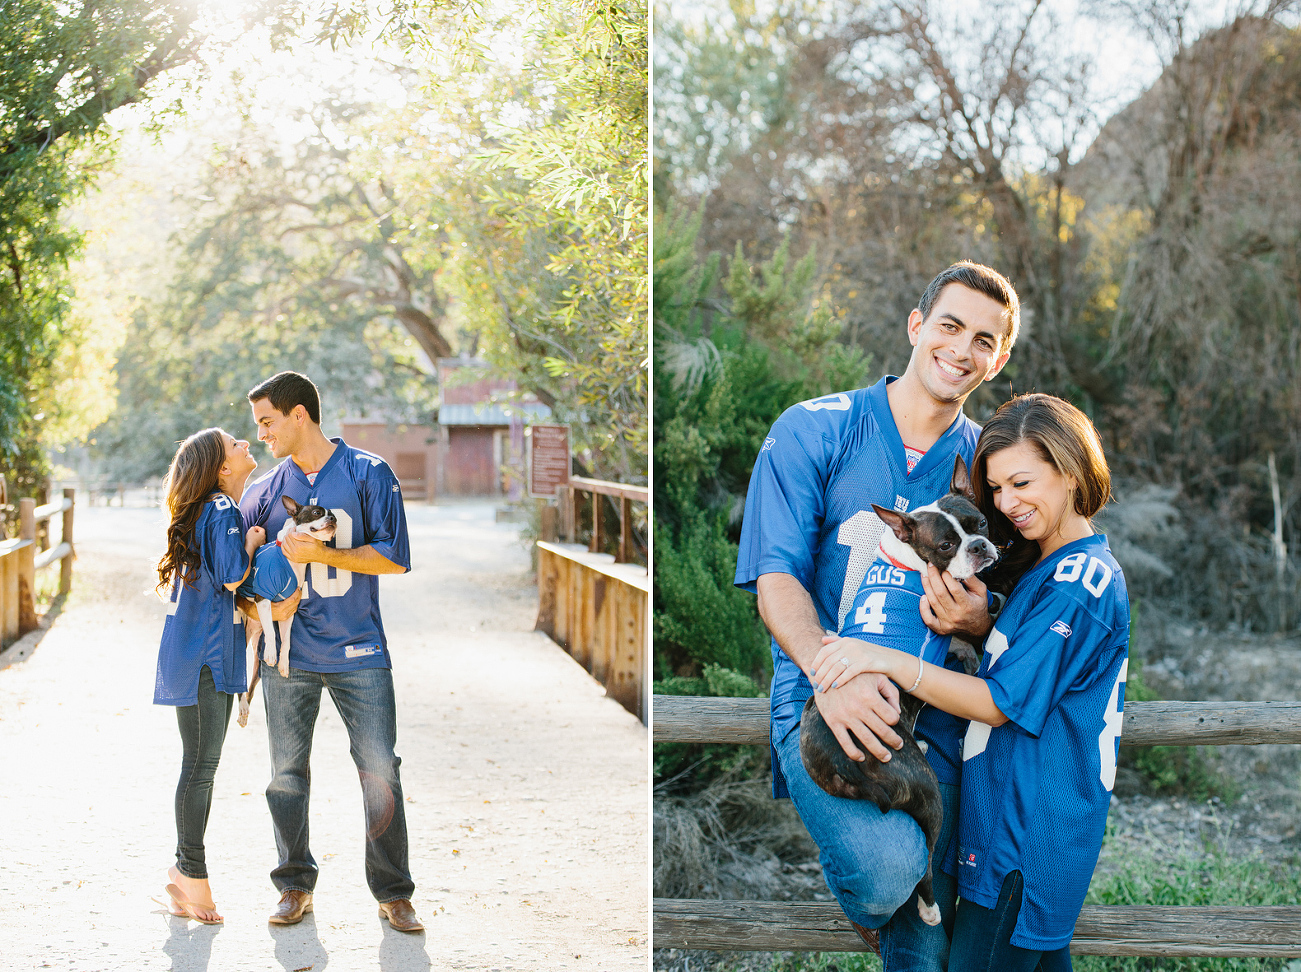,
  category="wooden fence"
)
[535,477,648,722]
[0,485,75,647]
[653,694,1301,956]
